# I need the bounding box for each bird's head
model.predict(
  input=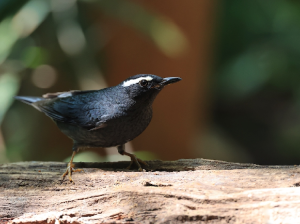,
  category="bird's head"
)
[120,74,181,103]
